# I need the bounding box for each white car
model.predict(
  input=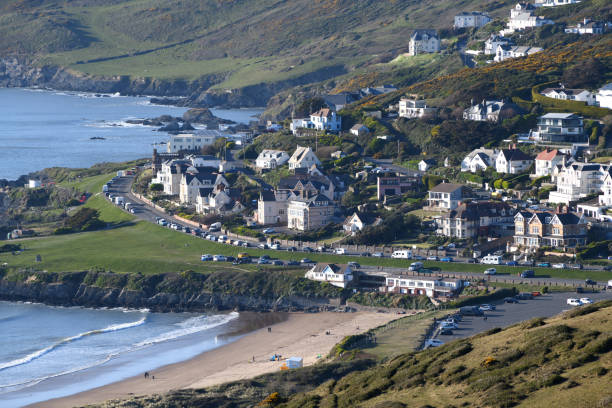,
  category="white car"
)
[552,263,567,269]
[579,297,593,304]
[427,256,438,261]
[566,298,582,306]
[262,228,275,234]
[233,240,243,247]
[213,255,227,262]
[439,321,458,330]
[271,243,281,250]
[484,268,496,275]
[425,339,444,348]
